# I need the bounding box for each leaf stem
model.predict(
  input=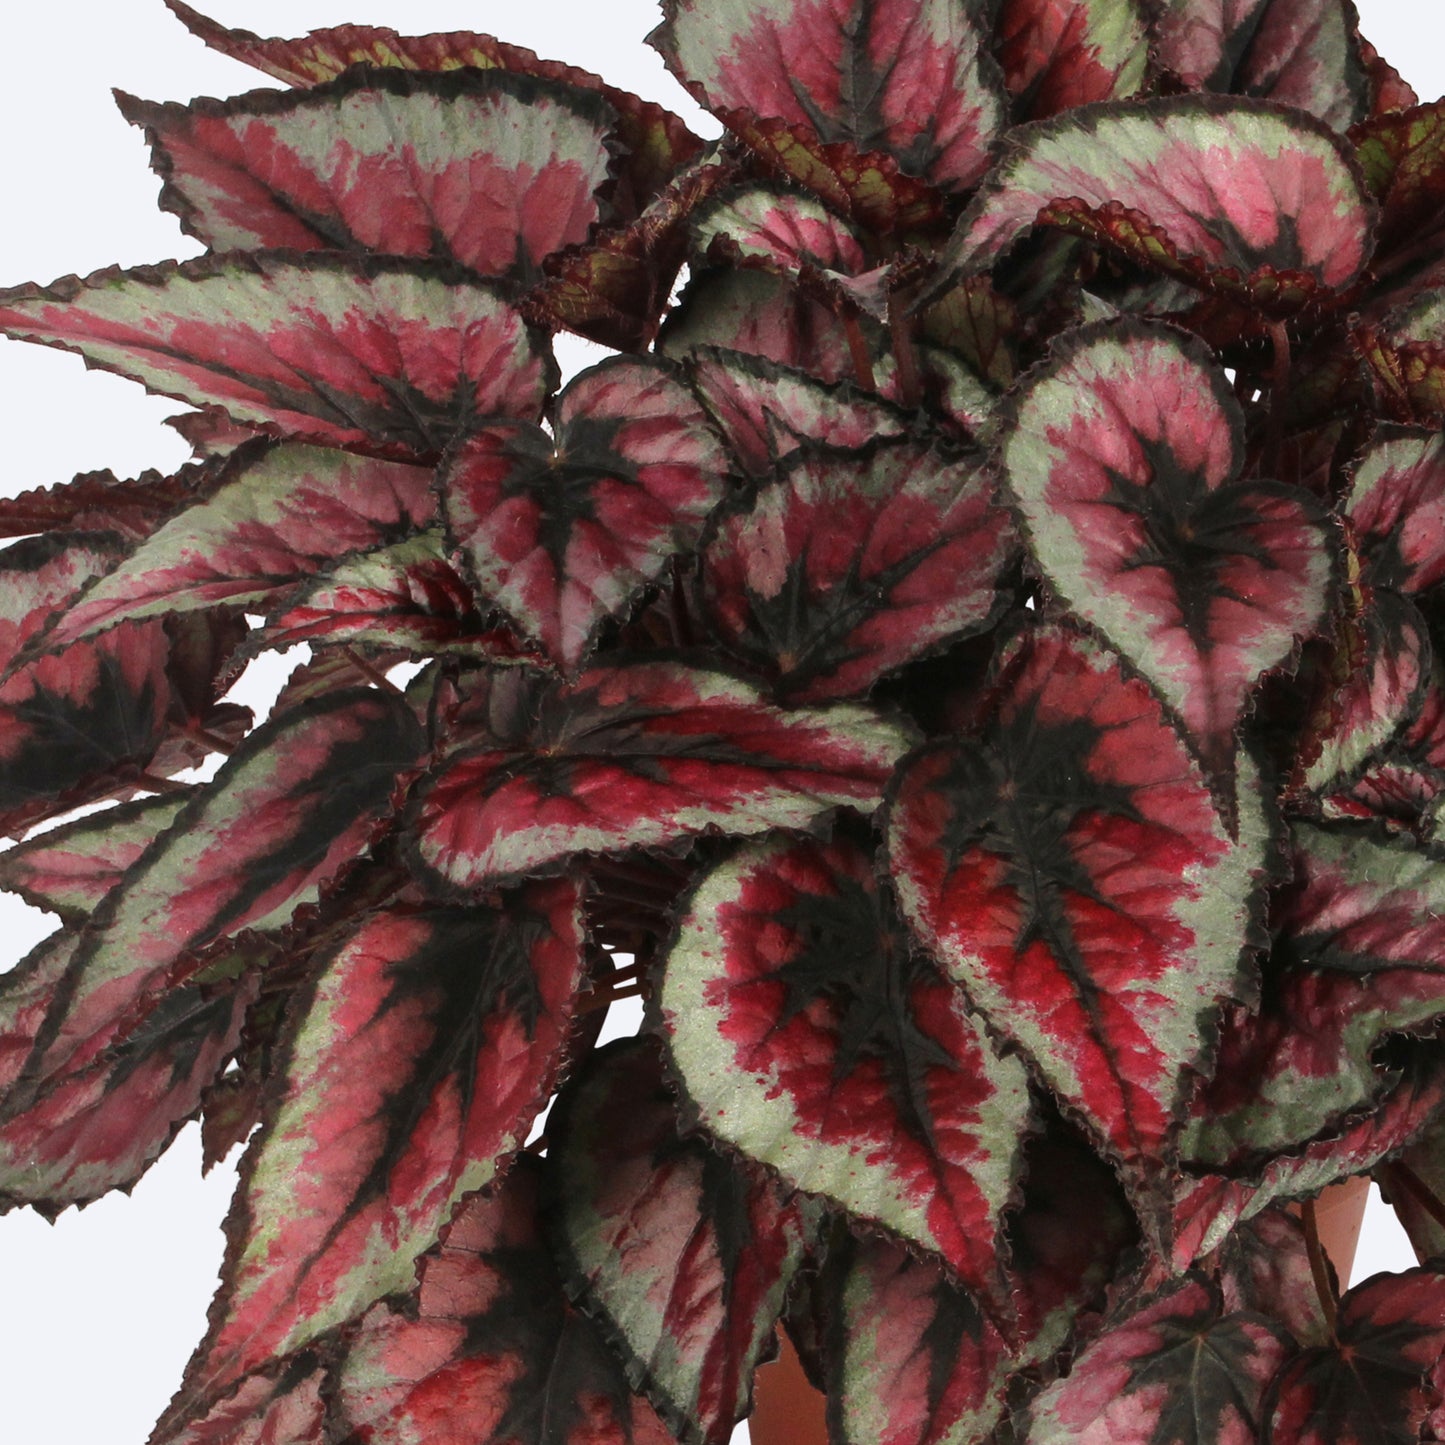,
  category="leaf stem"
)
[1267,319,1292,470]
[1300,1197,1339,1341]
[1381,1160,1445,1235]
[840,306,877,393]
[342,646,404,695]
[136,771,191,795]
[888,291,922,409]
